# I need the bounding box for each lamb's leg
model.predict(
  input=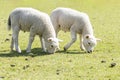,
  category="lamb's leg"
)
[64,28,76,51]
[80,35,85,51]
[39,36,46,52]
[12,26,21,53]
[26,28,35,53]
